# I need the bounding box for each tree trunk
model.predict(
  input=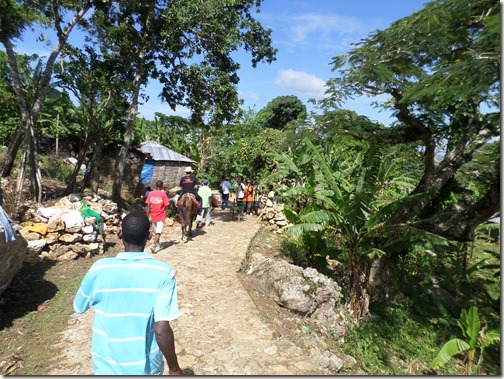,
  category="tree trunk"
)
[345,253,372,323]
[0,1,94,200]
[15,150,27,210]
[84,135,106,193]
[64,131,95,195]
[27,118,43,203]
[55,113,59,156]
[2,126,24,177]
[198,129,212,172]
[411,160,500,241]
[112,49,146,203]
